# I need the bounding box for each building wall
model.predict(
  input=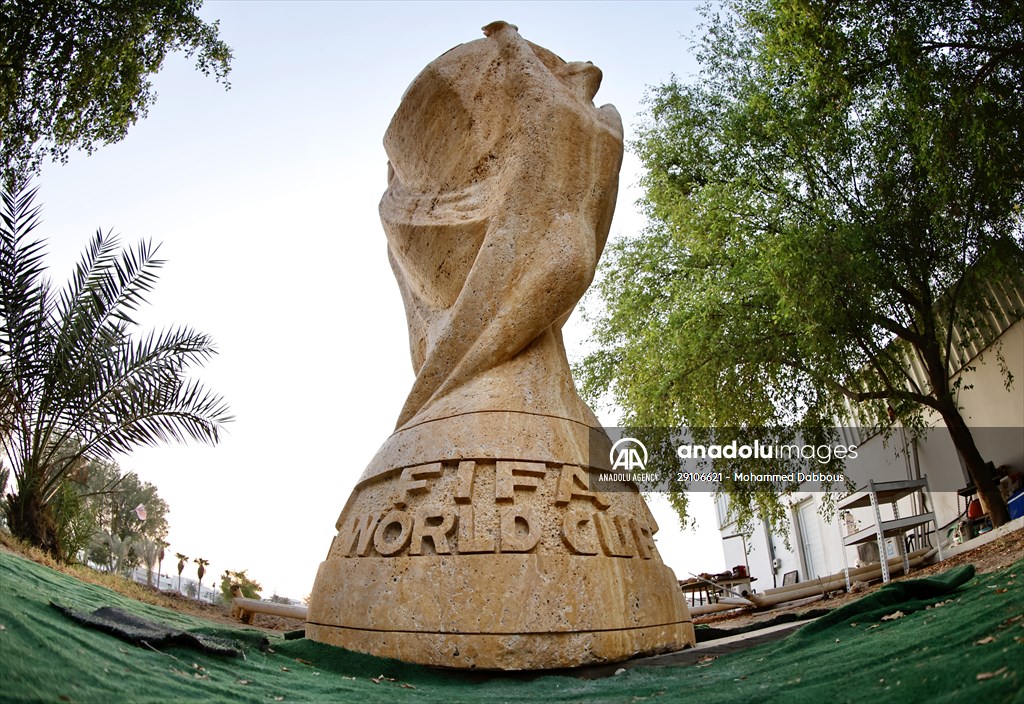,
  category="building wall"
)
[717,318,1023,589]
